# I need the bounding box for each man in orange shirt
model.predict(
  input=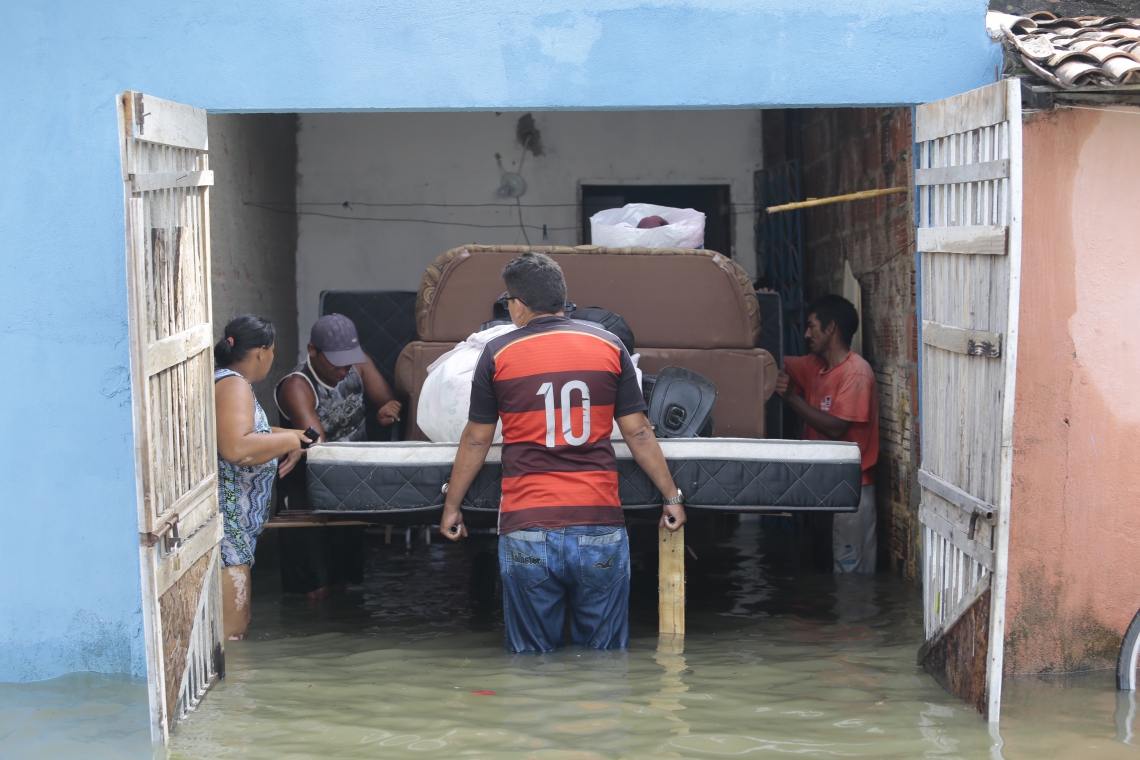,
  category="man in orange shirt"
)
[777,294,879,573]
